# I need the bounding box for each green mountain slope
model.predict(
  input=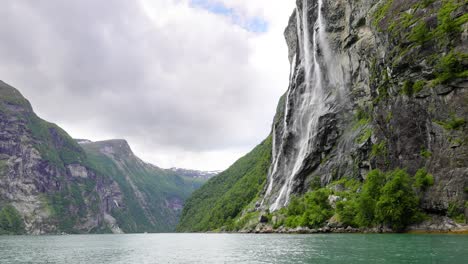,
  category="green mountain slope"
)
[177,136,272,231]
